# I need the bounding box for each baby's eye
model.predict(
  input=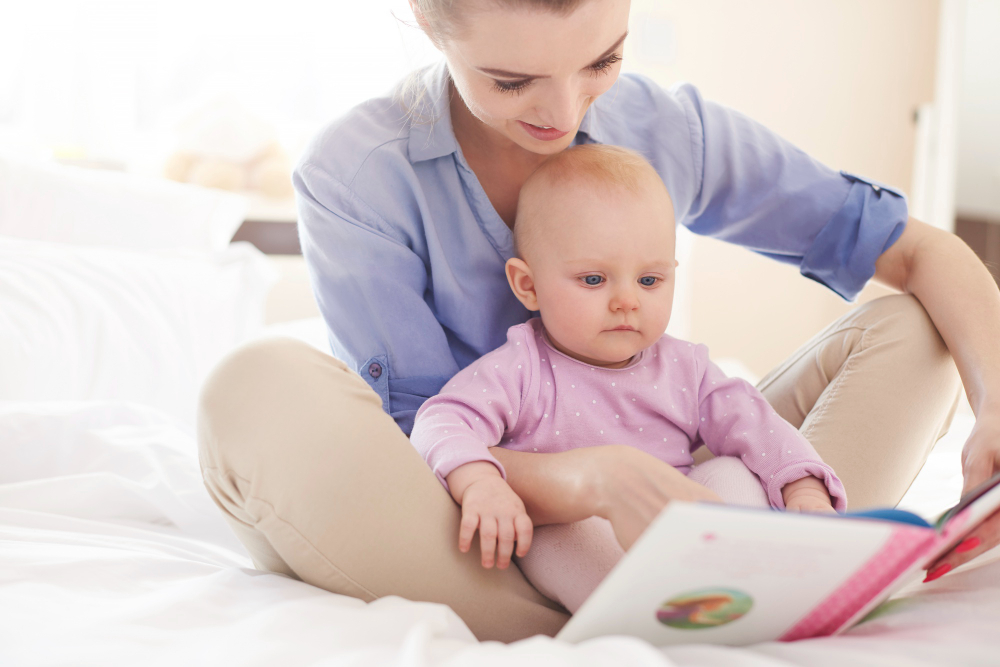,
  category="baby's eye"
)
[582,275,604,286]
[639,276,658,287]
